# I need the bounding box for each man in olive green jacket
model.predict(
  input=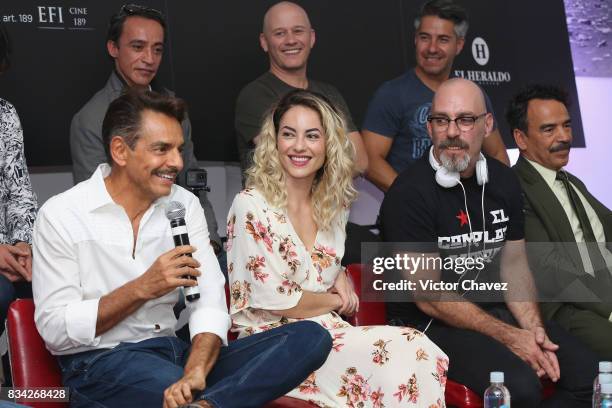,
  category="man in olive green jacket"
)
[509,84,612,359]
